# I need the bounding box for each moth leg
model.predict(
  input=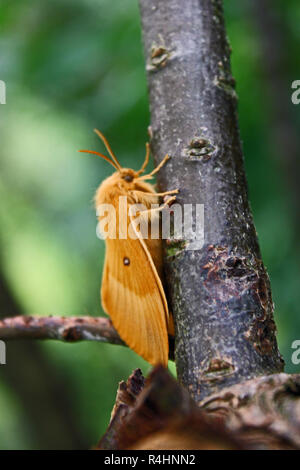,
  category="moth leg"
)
[129,190,158,205]
[129,189,179,201]
[154,189,179,197]
[137,195,177,217]
[129,196,177,227]
[138,154,171,180]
